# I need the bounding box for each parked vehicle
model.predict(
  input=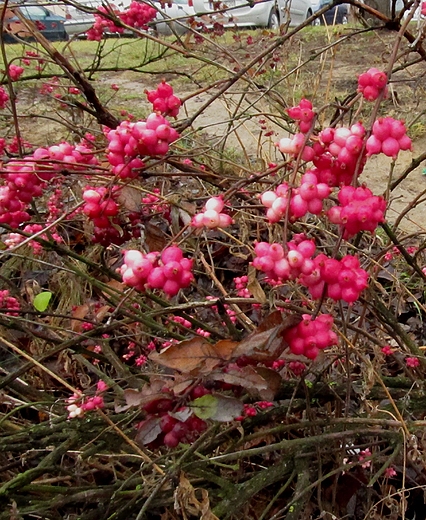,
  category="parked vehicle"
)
[2,4,68,42]
[152,0,314,35]
[64,0,131,37]
[312,0,348,25]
